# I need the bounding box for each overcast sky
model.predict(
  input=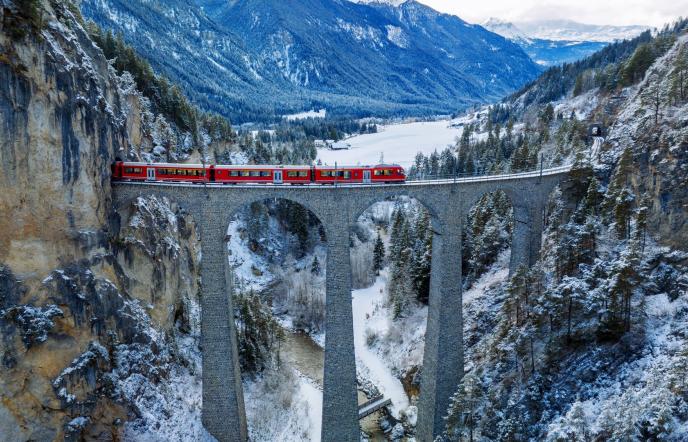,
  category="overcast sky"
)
[416,0,688,28]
